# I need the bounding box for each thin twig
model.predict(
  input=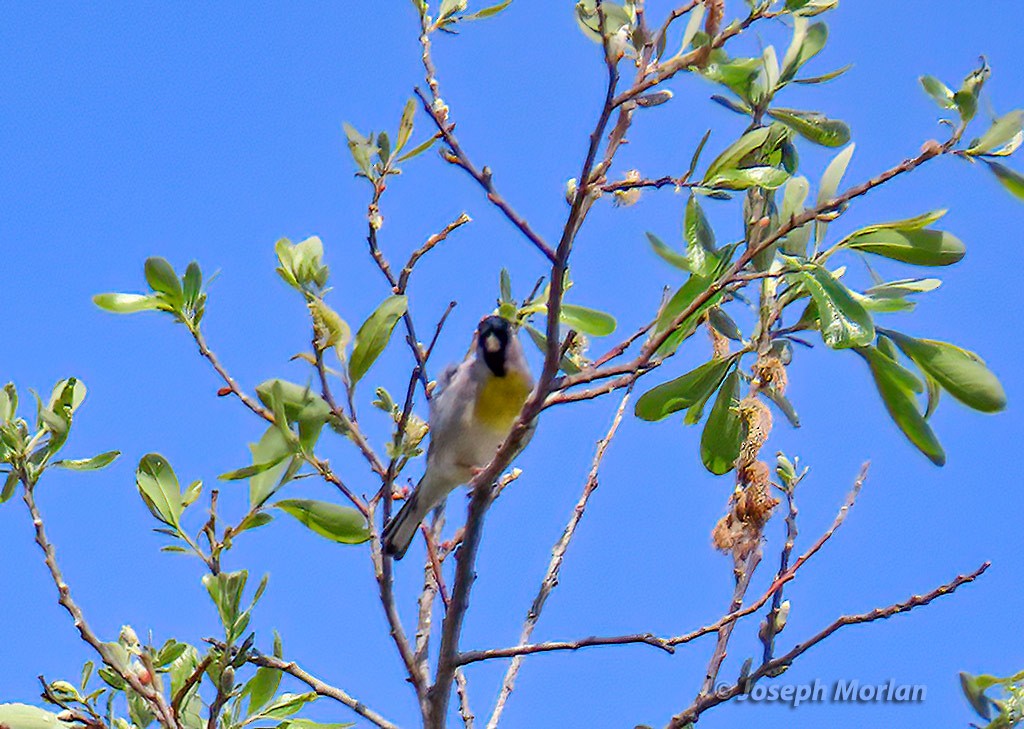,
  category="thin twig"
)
[413,89,557,264]
[238,650,400,729]
[458,465,870,665]
[22,482,179,729]
[399,213,472,292]
[666,561,991,727]
[485,387,634,728]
